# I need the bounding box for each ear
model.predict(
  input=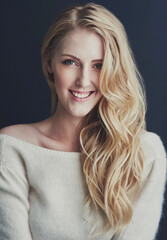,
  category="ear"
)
[45,59,53,73]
